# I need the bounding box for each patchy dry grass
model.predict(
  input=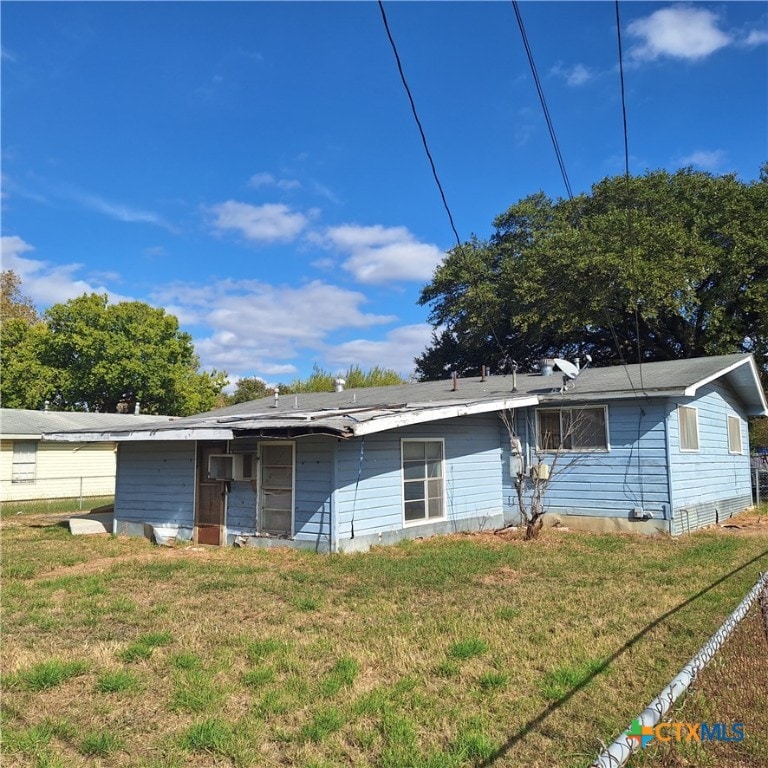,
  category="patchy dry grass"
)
[1,514,767,768]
